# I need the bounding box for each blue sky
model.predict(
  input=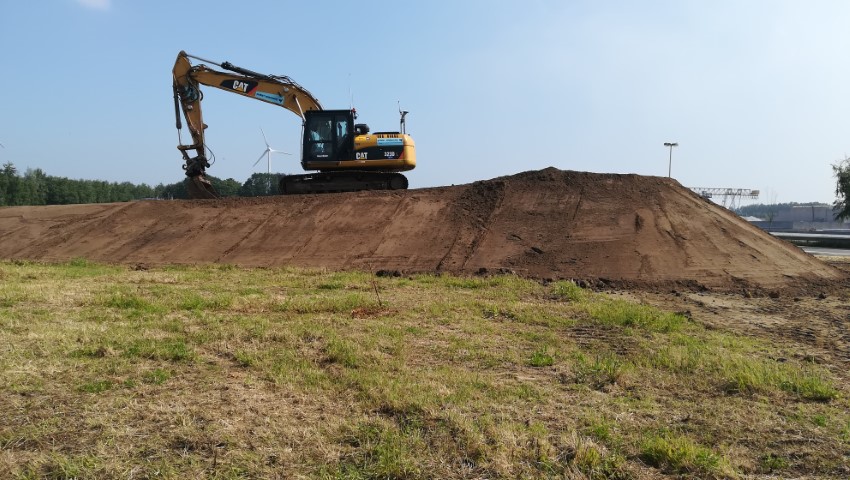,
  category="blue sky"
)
[1,1,849,204]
